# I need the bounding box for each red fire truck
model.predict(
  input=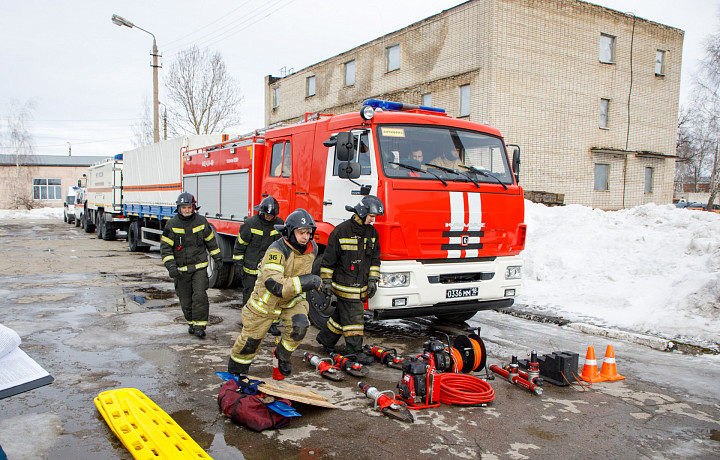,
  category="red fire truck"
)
[123,99,526,325]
